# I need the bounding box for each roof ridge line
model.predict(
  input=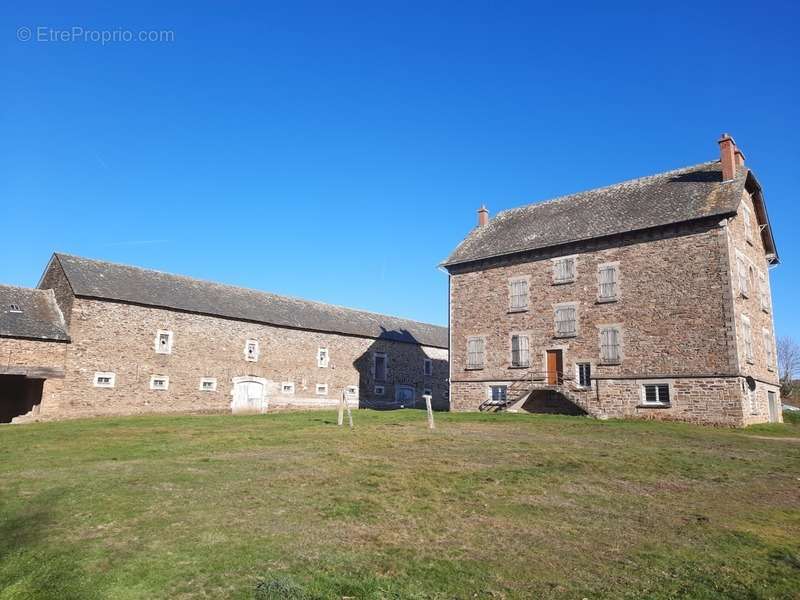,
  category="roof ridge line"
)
[496,159,720,217]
